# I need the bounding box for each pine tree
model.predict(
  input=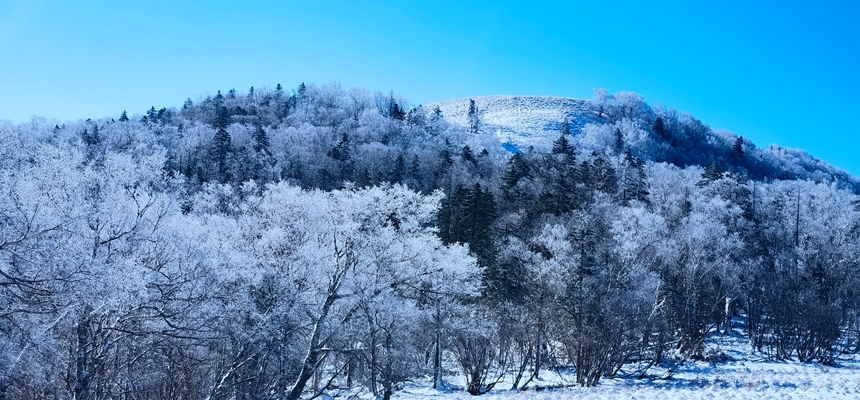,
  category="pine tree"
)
[698,161,724,187]
[461,146,476,165]
[213,90,230,130]
[552,116,576,165]
[329,133,351,162]
[550,128,577,212]
[212,91,232,182]
[733,136,745,157]
[388,101,405,120]
[653,117,668,140]
[253,125,270,155]
[147,106,158,123]
[619,150,649,205]
[329,133,353,182]
[463,184,497,268]
[433,106,443,118]
[591,155,617,194]
[467,99,480,134]
[409,154,421,181]
[614,128,624,154]
[552,132,573,157]
[561,118,571,136]
[437,184,469,245]
[501,152,530,198]
[118,110,129,122]
[297,82,307,100]
[391,154,406,183]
